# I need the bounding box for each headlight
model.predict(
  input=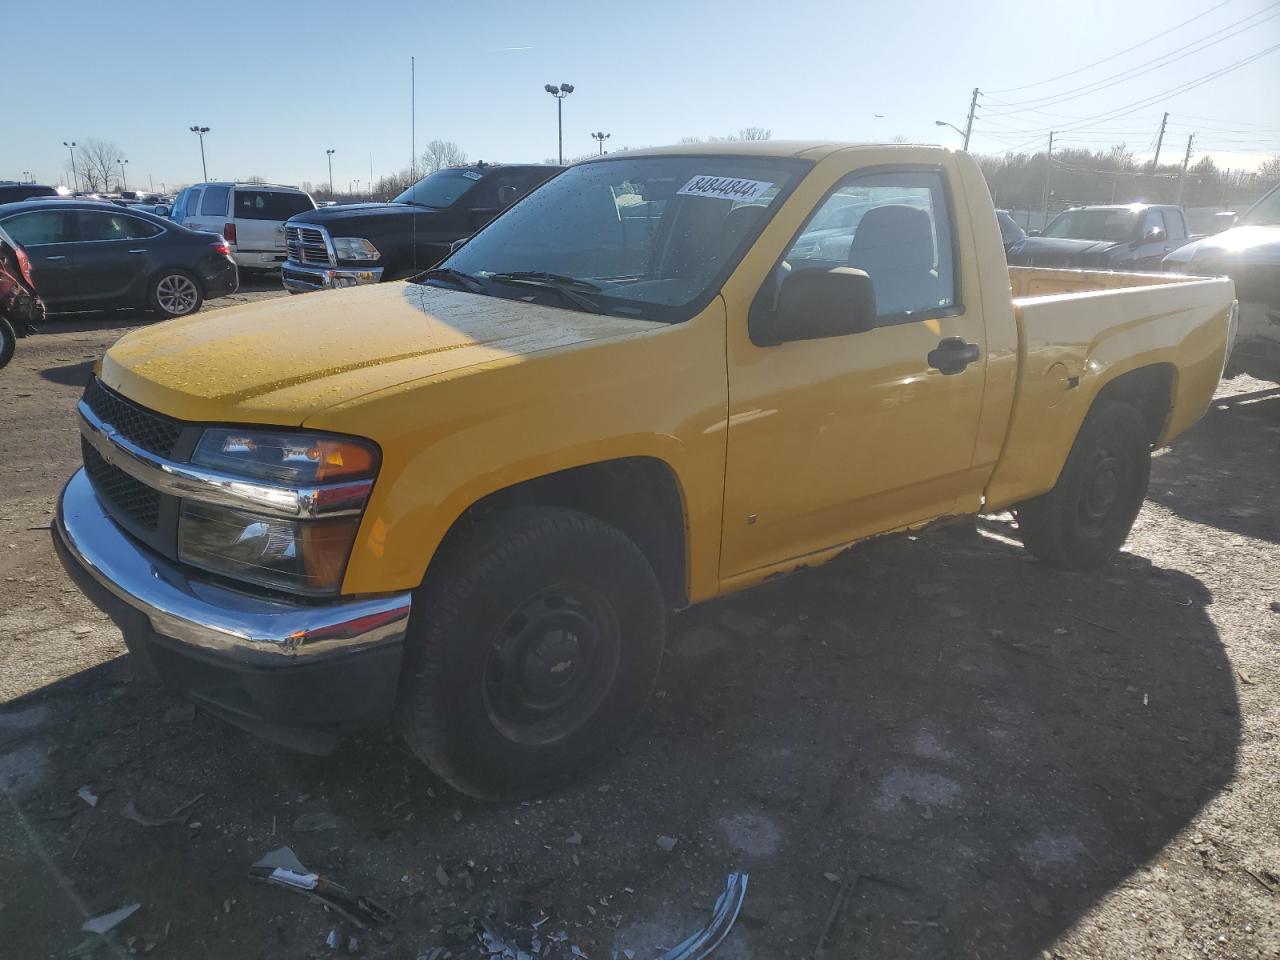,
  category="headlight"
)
[332,236,380,261]
[180,429,380,595]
